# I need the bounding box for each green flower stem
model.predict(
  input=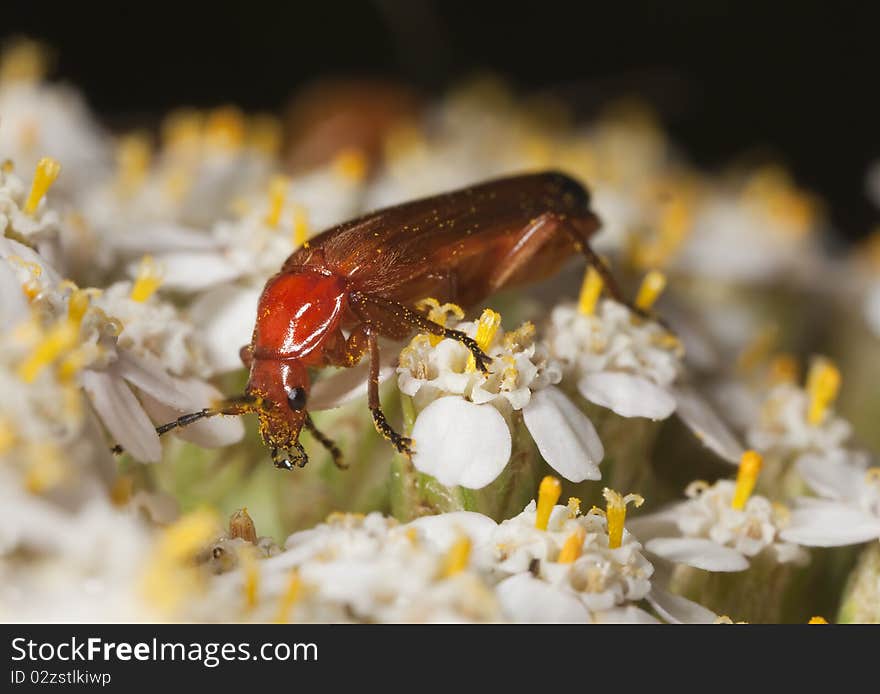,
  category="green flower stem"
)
[837,542,880,623]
